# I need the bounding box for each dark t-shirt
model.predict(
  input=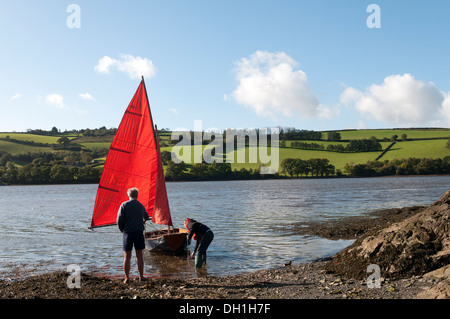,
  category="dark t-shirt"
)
[116,198,149,233]
[187,219,210,242]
